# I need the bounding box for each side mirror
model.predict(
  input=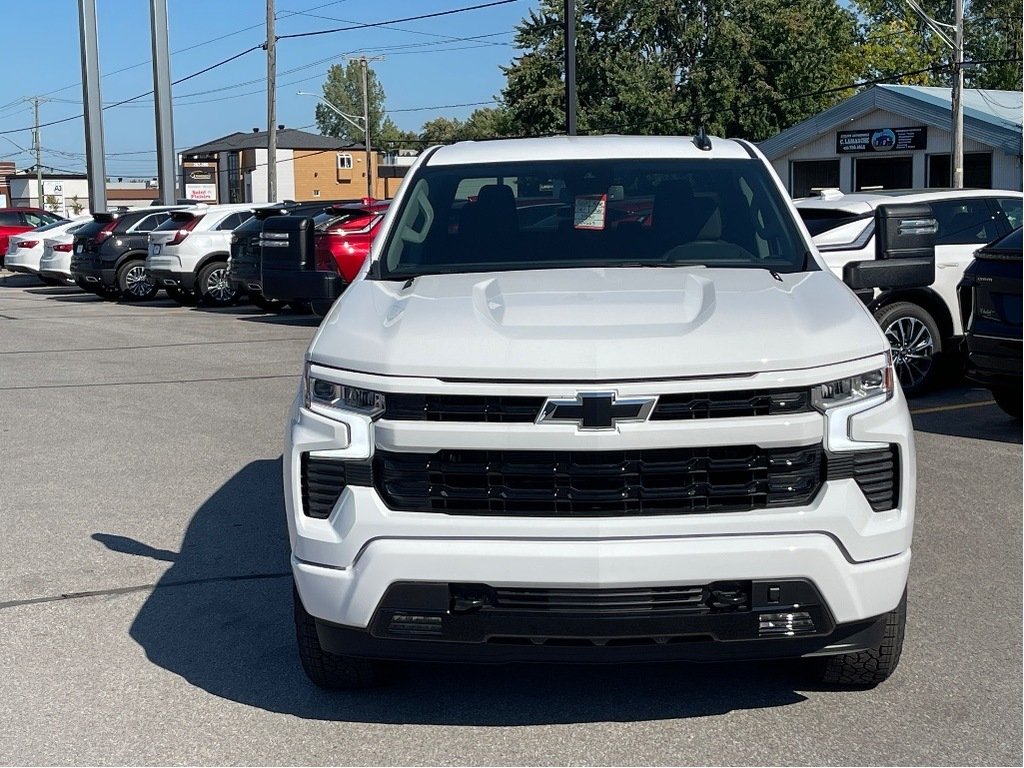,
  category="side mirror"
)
[843,203,937,290]
[259,215,344,304]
